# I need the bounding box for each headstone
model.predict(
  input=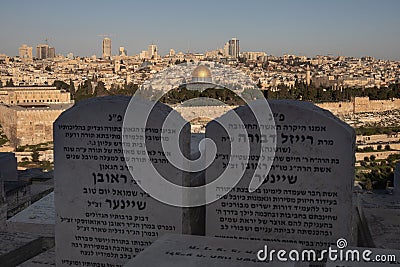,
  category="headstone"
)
[123,234,300,267]
[359,192,400,249]
[205,100,355,250]
[54,97,190,266]
[18,248,55,267]
[0,198,6,230]
[326,247,400,266]
[0,152,17,181]
[0,231,53,267]
[394,162,400,194]
[7,192,54,236]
